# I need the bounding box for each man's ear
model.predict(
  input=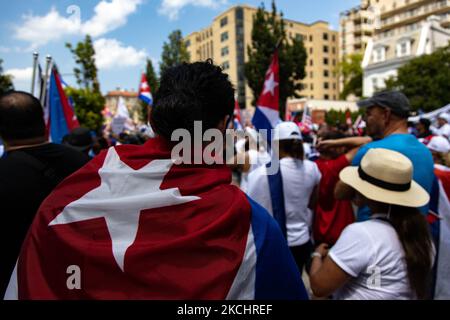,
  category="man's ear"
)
[217,115,230,132]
